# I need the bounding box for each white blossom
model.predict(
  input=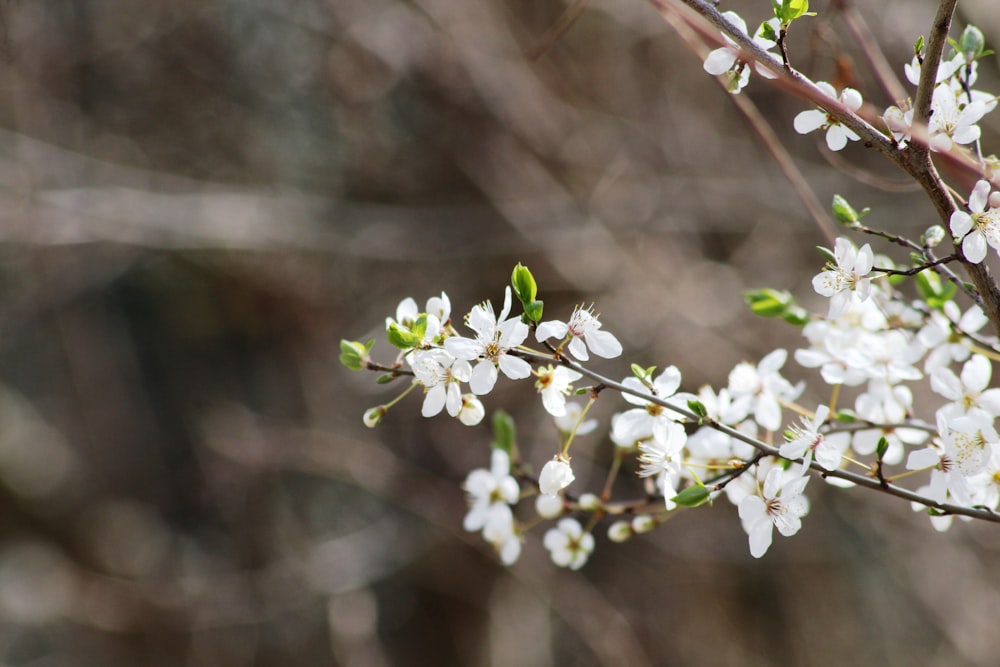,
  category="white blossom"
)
[812,237,875,319]
[793,82,863,151]
[543,518,594,570]
[539,456,575,495]
[738,465,810,558]
[779,405,846,471]
[445,287,532,395]
[702,12,780,94]
[534,365,583,417]
[408,348,472,419]
[535,305,622,360]
[950,180,1000,264]
[463,449,520,533]
[728,350,802,432]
